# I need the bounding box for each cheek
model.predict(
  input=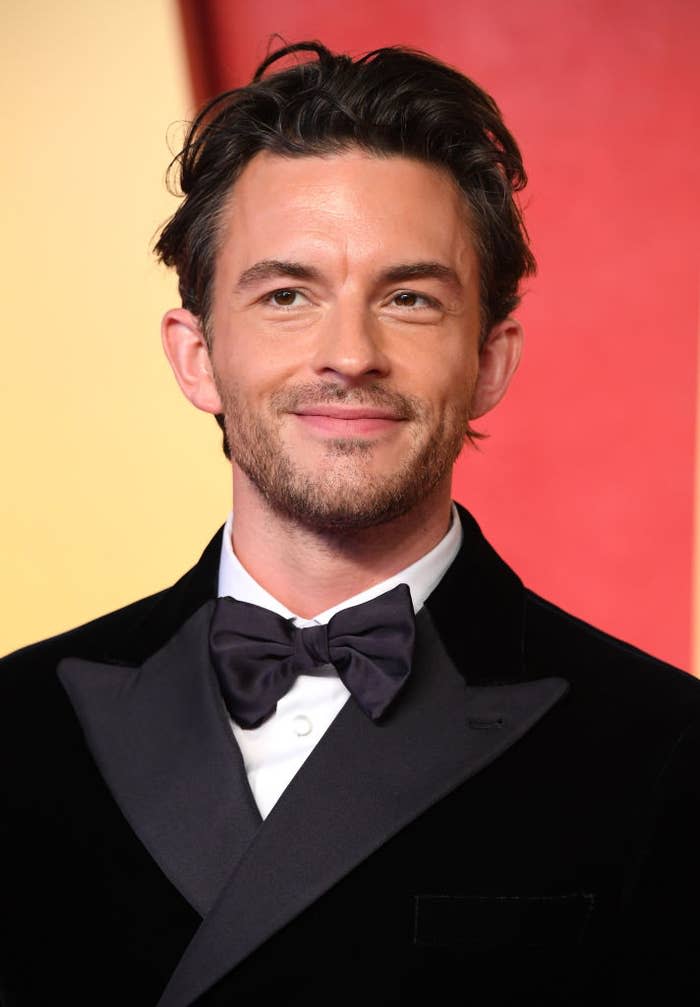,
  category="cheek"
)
[212,322,309,396]
[210,341,274,401]
[443,347,481,404]
[411,358,477,412]
[396,327,478,390]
